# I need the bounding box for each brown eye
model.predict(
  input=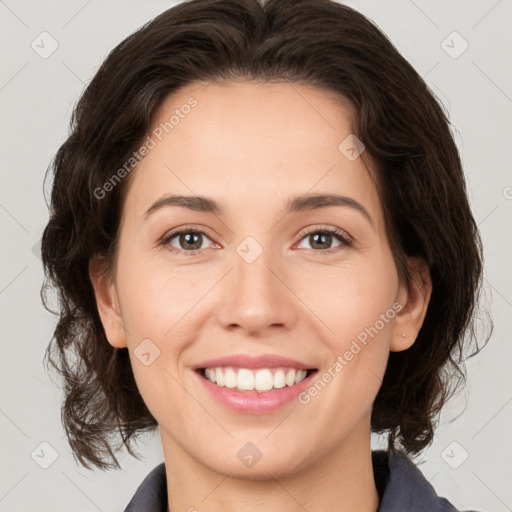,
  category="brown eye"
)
[163,229,214,254]
[296,228,353,254]
[308,232,335,250]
